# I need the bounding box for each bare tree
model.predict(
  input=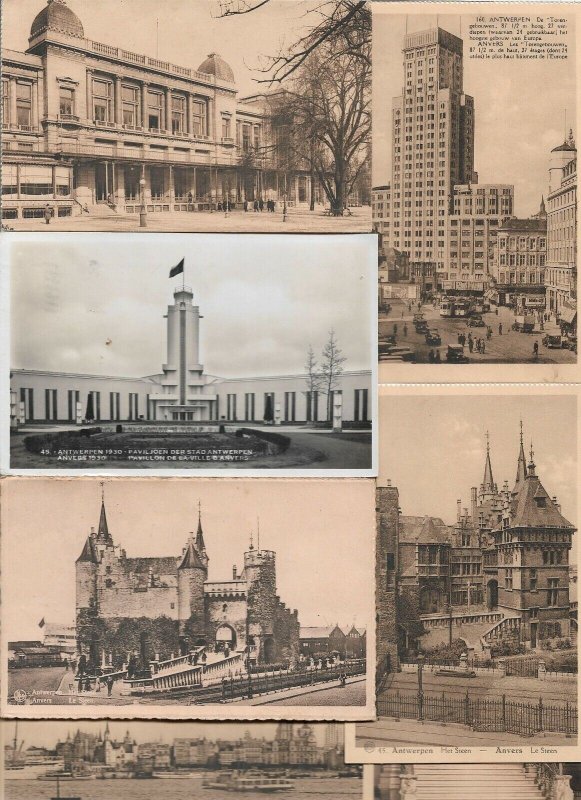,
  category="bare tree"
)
[215,1,370,82]
[304,344,323,422]
[320,330,347,421]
